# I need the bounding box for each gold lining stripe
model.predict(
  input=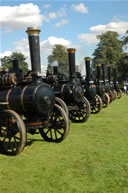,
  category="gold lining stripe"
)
[67,48,76,53]
[6,88,12,109]
[84,57,91,61]
[21,85,28,112]
[96,64,101,66]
